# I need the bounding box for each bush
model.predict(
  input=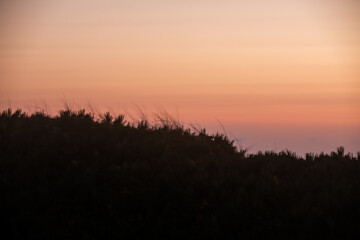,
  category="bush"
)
[1,109,359,239]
